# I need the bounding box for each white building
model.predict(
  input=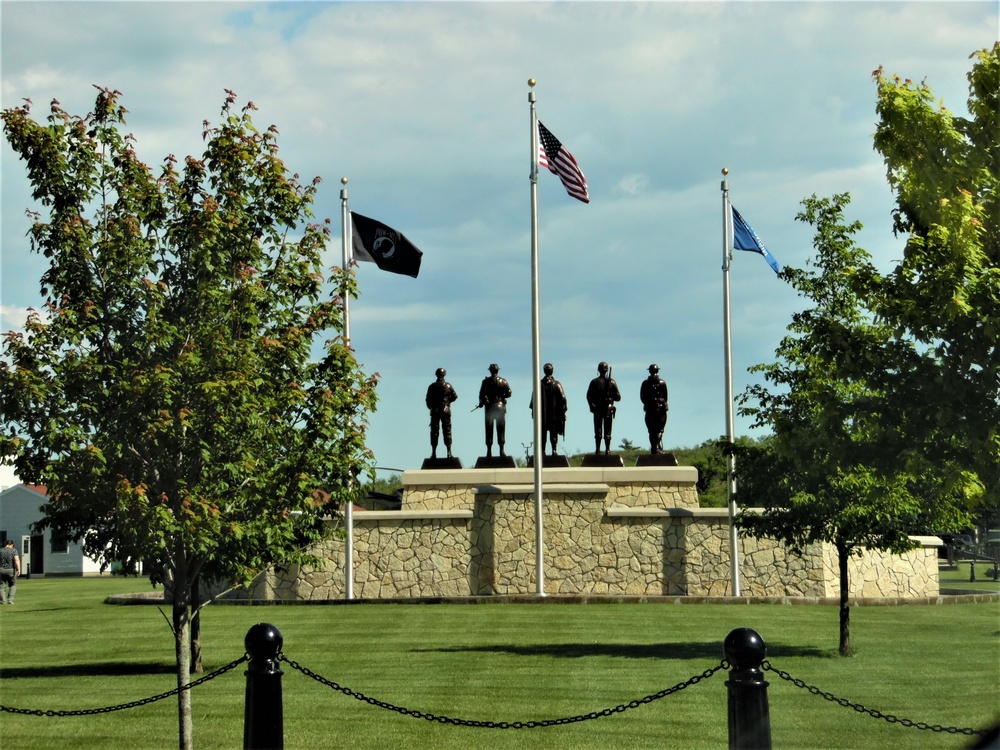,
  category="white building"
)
[0,484,104,576]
